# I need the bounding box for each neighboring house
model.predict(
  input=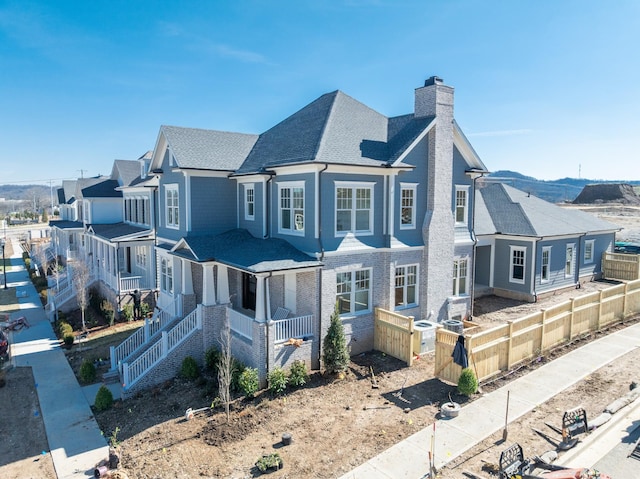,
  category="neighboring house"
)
[474,182,620,302]
[110,76,490,395]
